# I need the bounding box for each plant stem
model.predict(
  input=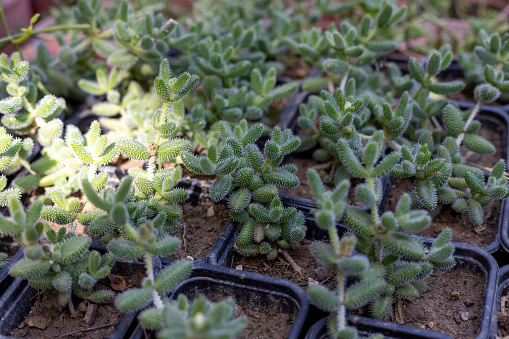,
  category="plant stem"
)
[456,101,481,147]
[367,175,383,263]
[0,3,10,41]
[147,156,156,182]
[339,66,350,92]
[0,24,91,45]
[366,176,379,225]
[328,226,340,254]
[328,225,345,331]
[19,158,36,175]
[337,270,346,331]
[144,252,164,310]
